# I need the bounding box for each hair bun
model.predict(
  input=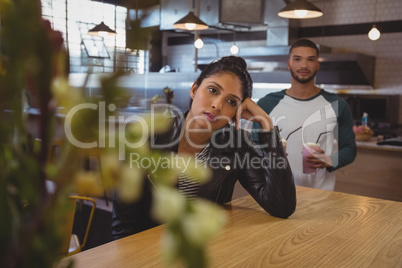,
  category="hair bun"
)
[220,55,247,69]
